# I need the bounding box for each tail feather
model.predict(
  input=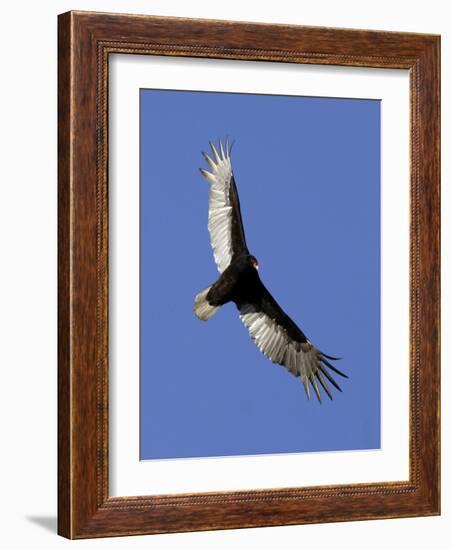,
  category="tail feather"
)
[194,286,219,321]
